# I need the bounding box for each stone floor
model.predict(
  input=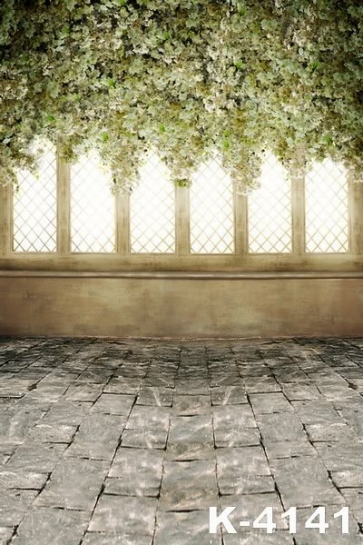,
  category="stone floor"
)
[1,337,363,544]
